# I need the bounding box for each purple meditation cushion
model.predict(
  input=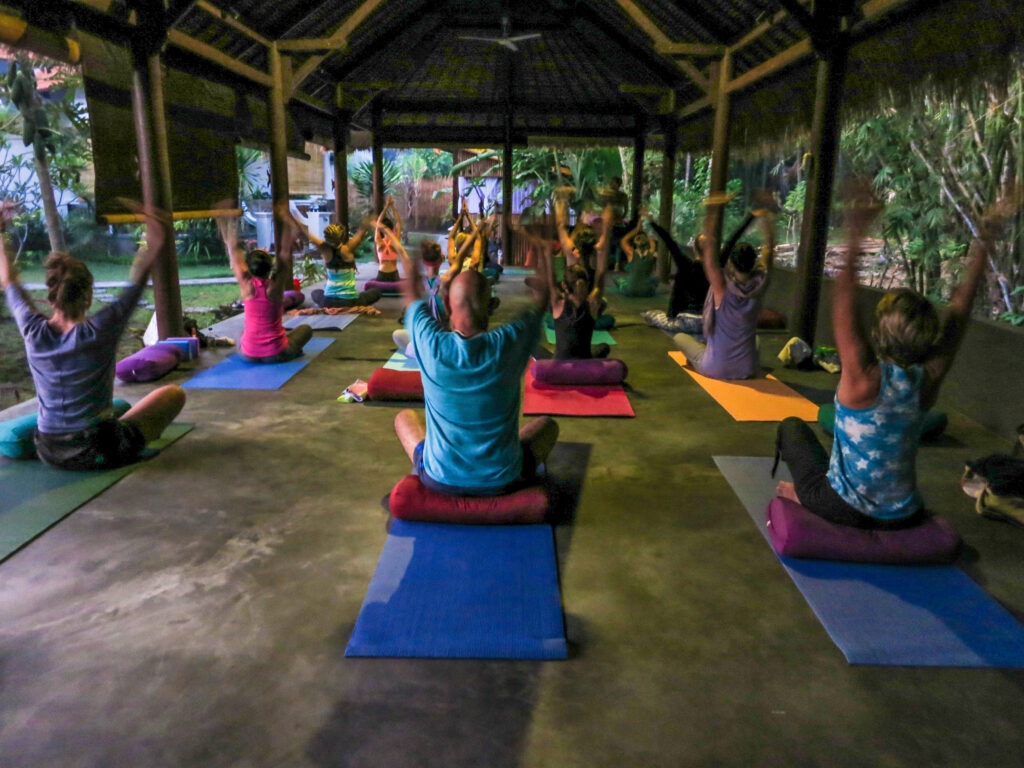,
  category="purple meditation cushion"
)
[765,495,962,564]
[531,357,628,386]
[367,368,423,401]
[363,279,404,295]
[283,290,305,310]
[116,345,182,383]
[389,474,550,524]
